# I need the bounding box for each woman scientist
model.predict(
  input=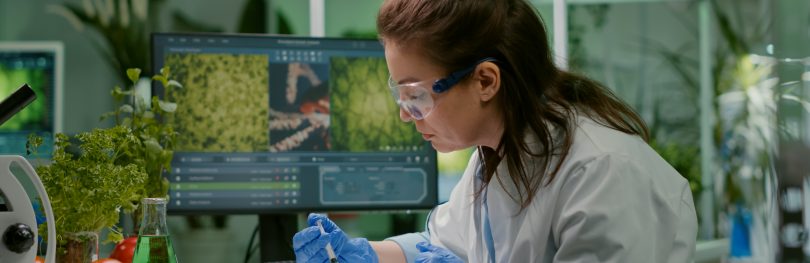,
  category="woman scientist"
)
[293,0,697,261]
